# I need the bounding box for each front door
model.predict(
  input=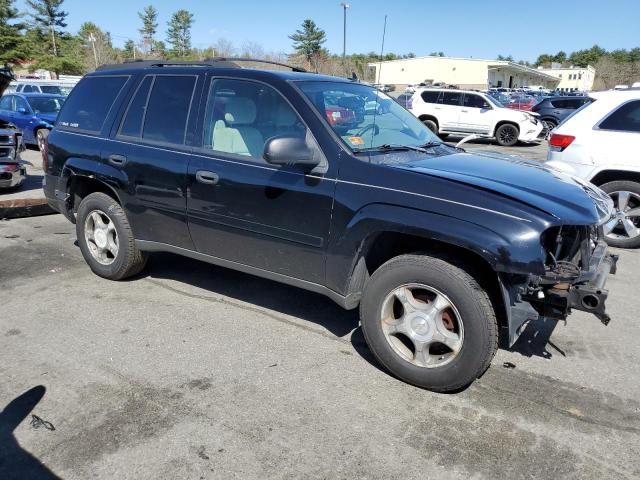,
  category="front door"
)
[187,77,335,284]
[459,93,493,133]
